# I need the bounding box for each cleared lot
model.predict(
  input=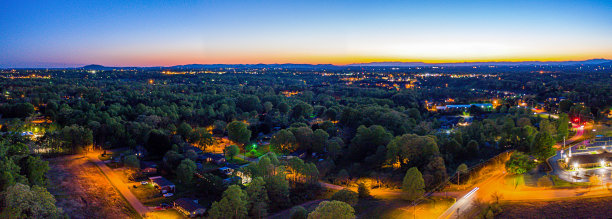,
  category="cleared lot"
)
[46,155,137,219]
